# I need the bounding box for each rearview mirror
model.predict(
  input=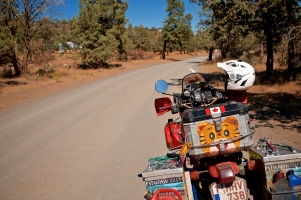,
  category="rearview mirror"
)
[155,80,168,93]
